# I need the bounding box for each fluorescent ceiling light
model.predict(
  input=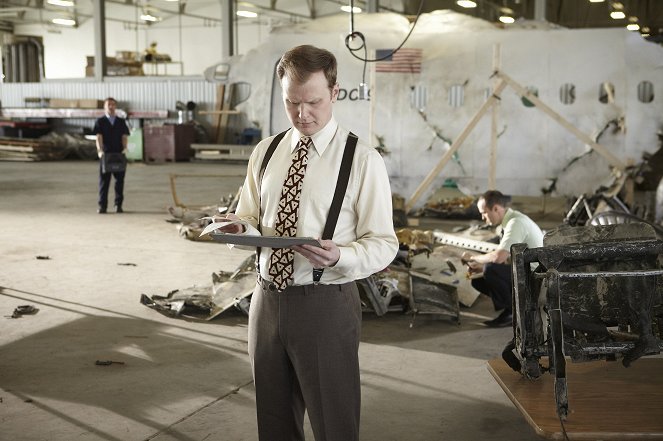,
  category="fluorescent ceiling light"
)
[456,0,477,8]
[52,17,76,26]
[499,15,515,24]
[140,13,160,22]
[626,23,640,31]
[610,11,625,19]
[236,10,258,18]
[588,0,605,2]
[47,0,75,6]
[340,6,362,13]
